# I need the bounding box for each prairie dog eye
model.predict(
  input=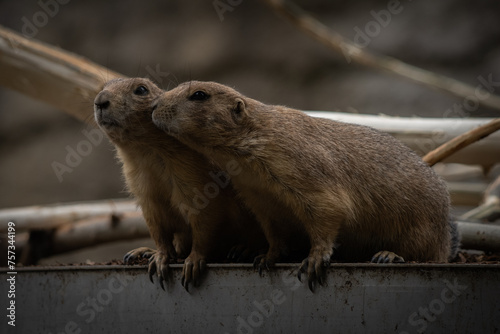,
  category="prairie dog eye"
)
[134,85,149,96]
[189,91,210,101]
